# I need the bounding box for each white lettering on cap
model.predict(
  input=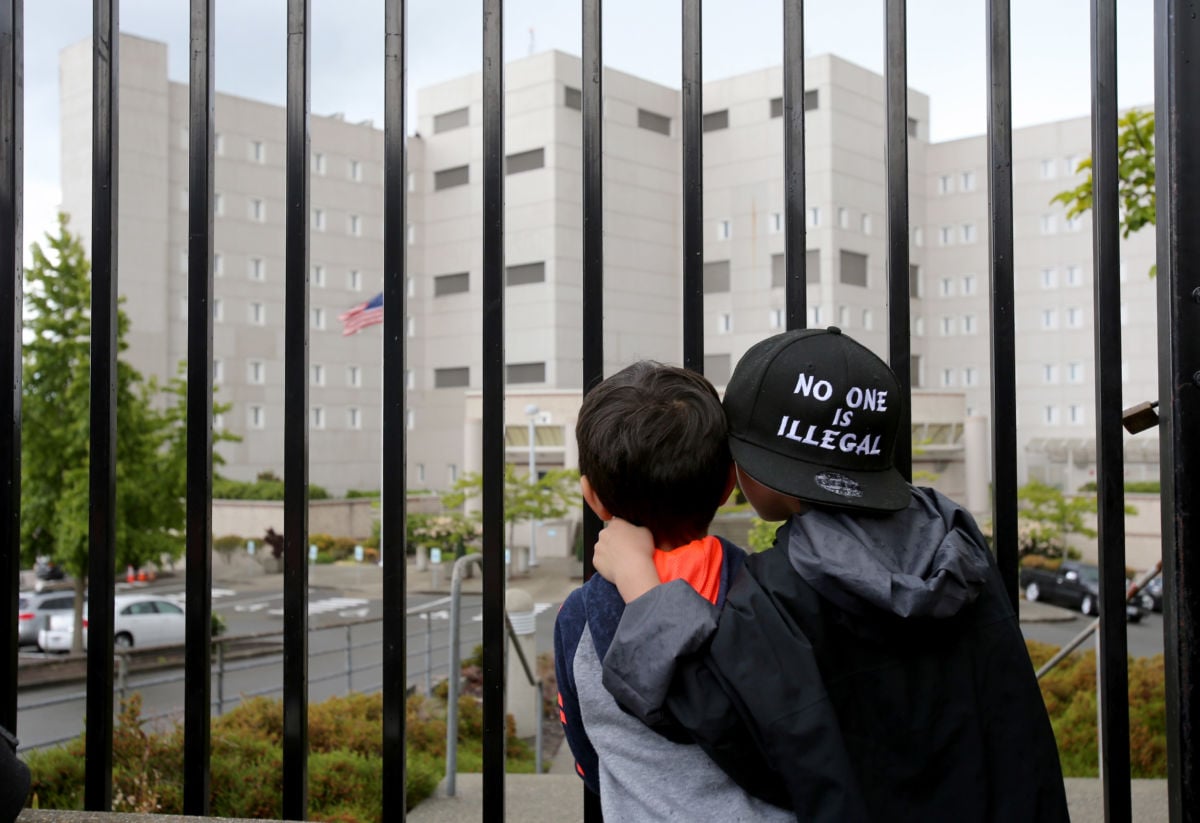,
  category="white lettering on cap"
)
[794,373,833,401]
